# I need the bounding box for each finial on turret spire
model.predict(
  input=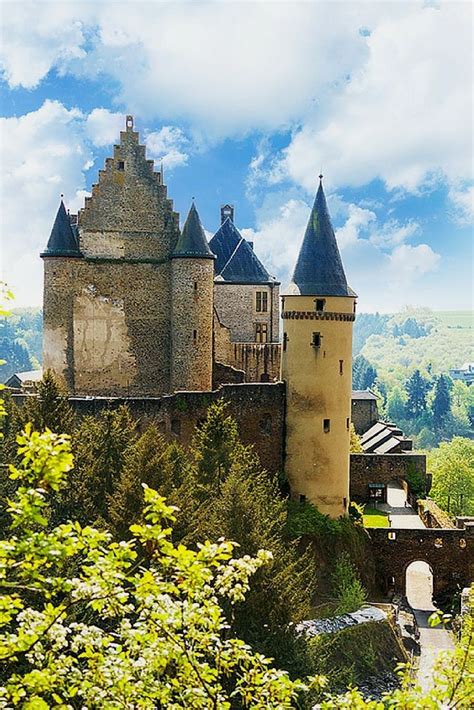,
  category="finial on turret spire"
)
[126,115,134,130]
[60,193,64,199]
[319,173,323,182]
